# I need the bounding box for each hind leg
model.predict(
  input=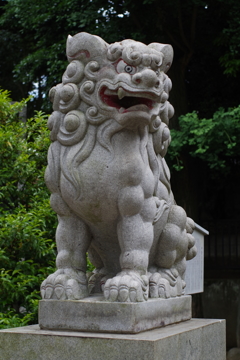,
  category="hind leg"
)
[149,205,197,298]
